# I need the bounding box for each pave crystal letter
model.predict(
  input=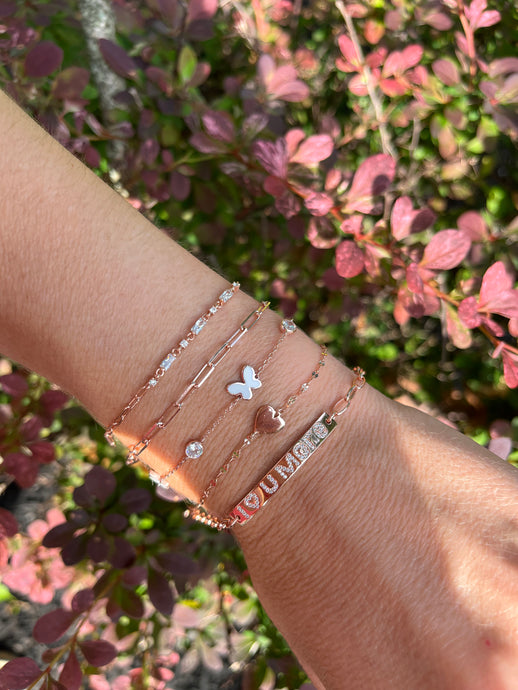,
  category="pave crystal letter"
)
[227,365,262,400]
